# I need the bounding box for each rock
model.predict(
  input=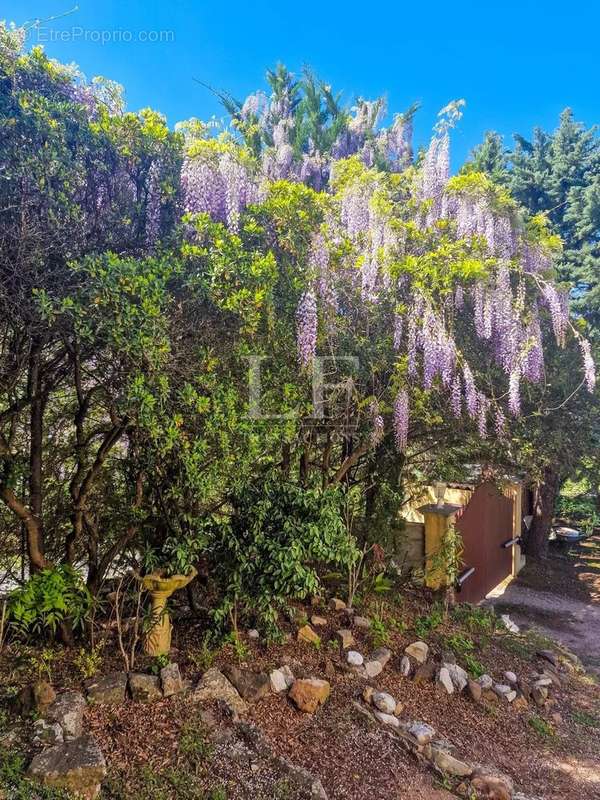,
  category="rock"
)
[311,616,328,627]
[365,660,383,678]
[328,598,346,612]
[436,667,454,695]
[512,694,529,711]
[288,678,330,714]
[33,681,57,713]
[394,701,404,716]
[373,710,400,728]
[477,674,494,691]
[297,625,321,646]
[518,679,532,700]
[33,719,64,747]
[85,672,128,705]
[270,669,289,694]
[504,671,518,685]
[129,673,162,703]
[353,616,371,629]
[372,691,396,715]
[160,662,185,697]
[537,649,558,667]
[223,666,270,703]
[336,629,355,649]
[371,647,392,668]
[506,690,517,702]
[400,656,412,677]
[247,629,260,640]
[534,676,553,688]
[493,684,512,700]
[467,680,482,702]
[193,668,248,717]
[46,692,86,740]
[471,765,514,800]
[362,686,375,705]
[407,722,436,745]
[347,650,364,667]
[500,614,519,633]
[445,663,468,692]
[531,686,548,707]
[552,712,562,725]
[540,670,561,688]
[414,661,436,684]
[431,744,473,777]
[28,735,107,800]
[481,689,500,705]
[405,641,429,664]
